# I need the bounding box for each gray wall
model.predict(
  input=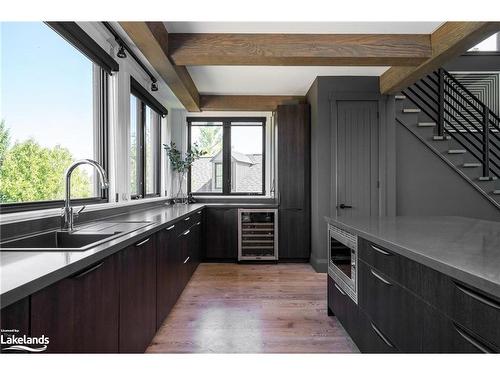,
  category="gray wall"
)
[445,54,500,72]
[396,124,500,221]
[306,76,384,272]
